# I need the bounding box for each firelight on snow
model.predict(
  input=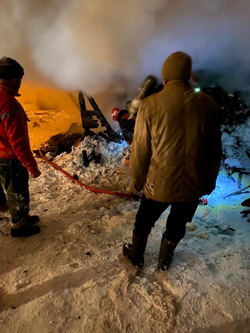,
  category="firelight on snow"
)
[1,133,250,332]
[1,0,250,331]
